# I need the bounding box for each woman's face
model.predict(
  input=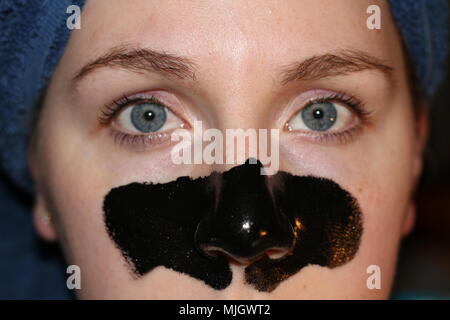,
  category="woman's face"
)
[31,0,427,299]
